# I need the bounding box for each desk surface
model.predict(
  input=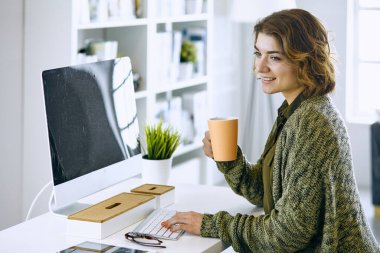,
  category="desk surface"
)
[0,178,262,253]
